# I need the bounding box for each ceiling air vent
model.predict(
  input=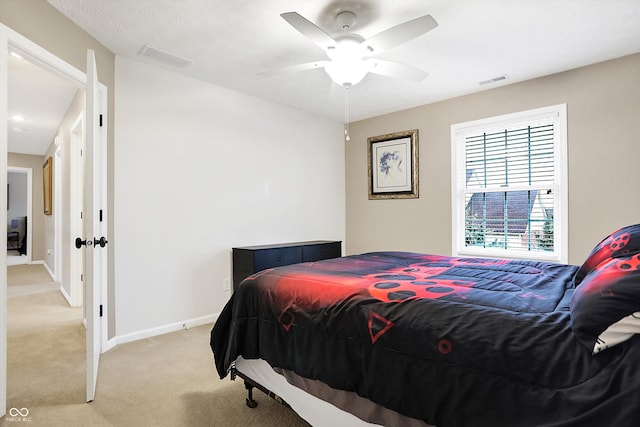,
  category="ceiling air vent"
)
[138,45,192,68]
[479,74,508,86]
